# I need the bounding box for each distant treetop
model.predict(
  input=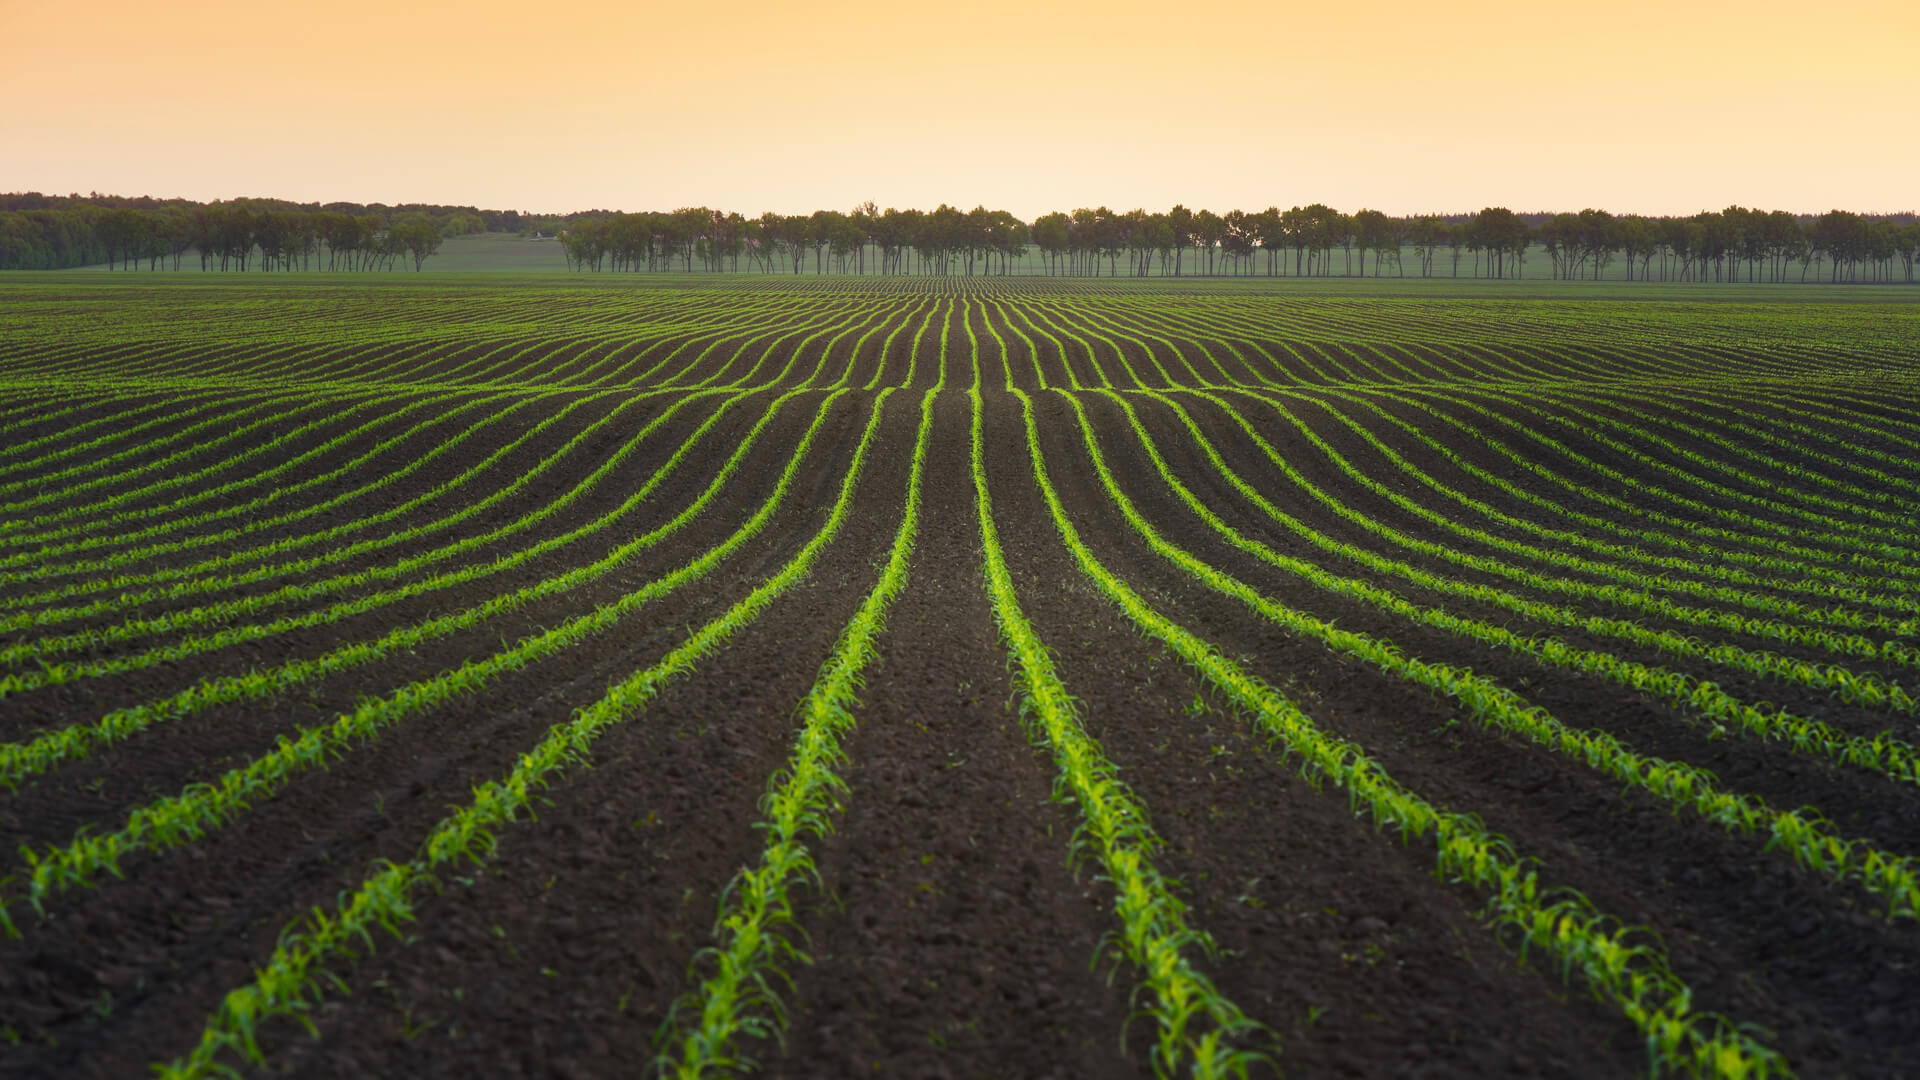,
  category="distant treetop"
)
[2,193,1914,283]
